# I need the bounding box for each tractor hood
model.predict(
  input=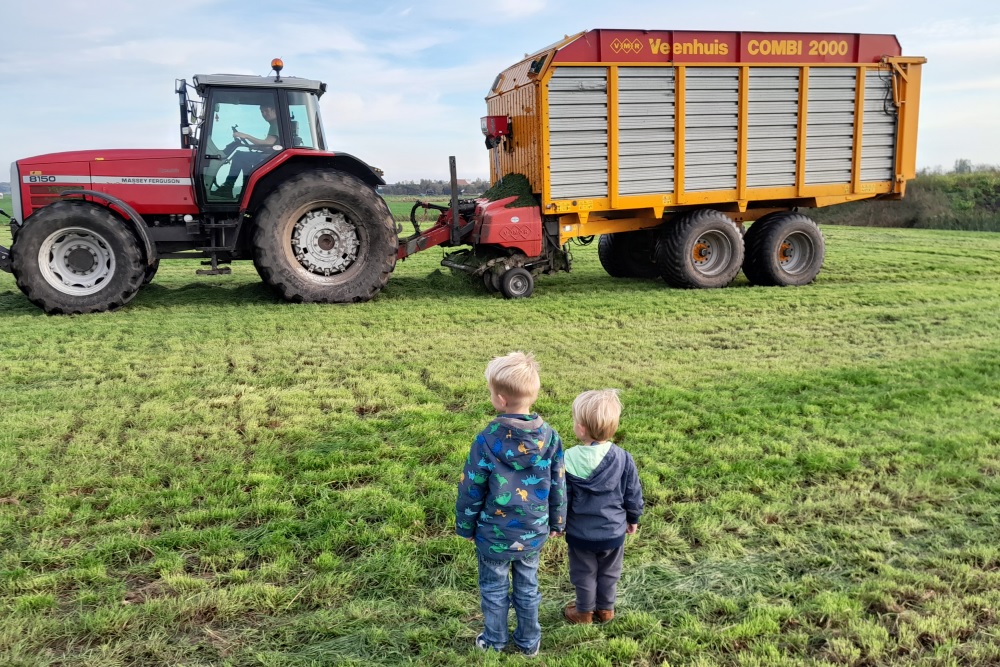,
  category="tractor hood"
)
[17,149,194,166]
[13,148,199,220]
